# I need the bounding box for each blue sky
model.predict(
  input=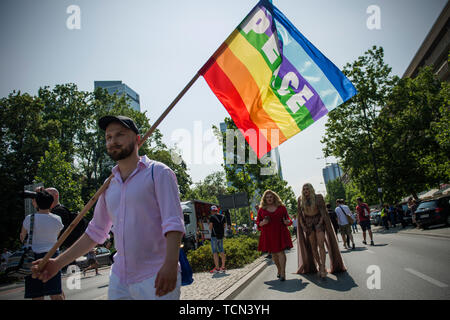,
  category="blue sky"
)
[0,0,447,198]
